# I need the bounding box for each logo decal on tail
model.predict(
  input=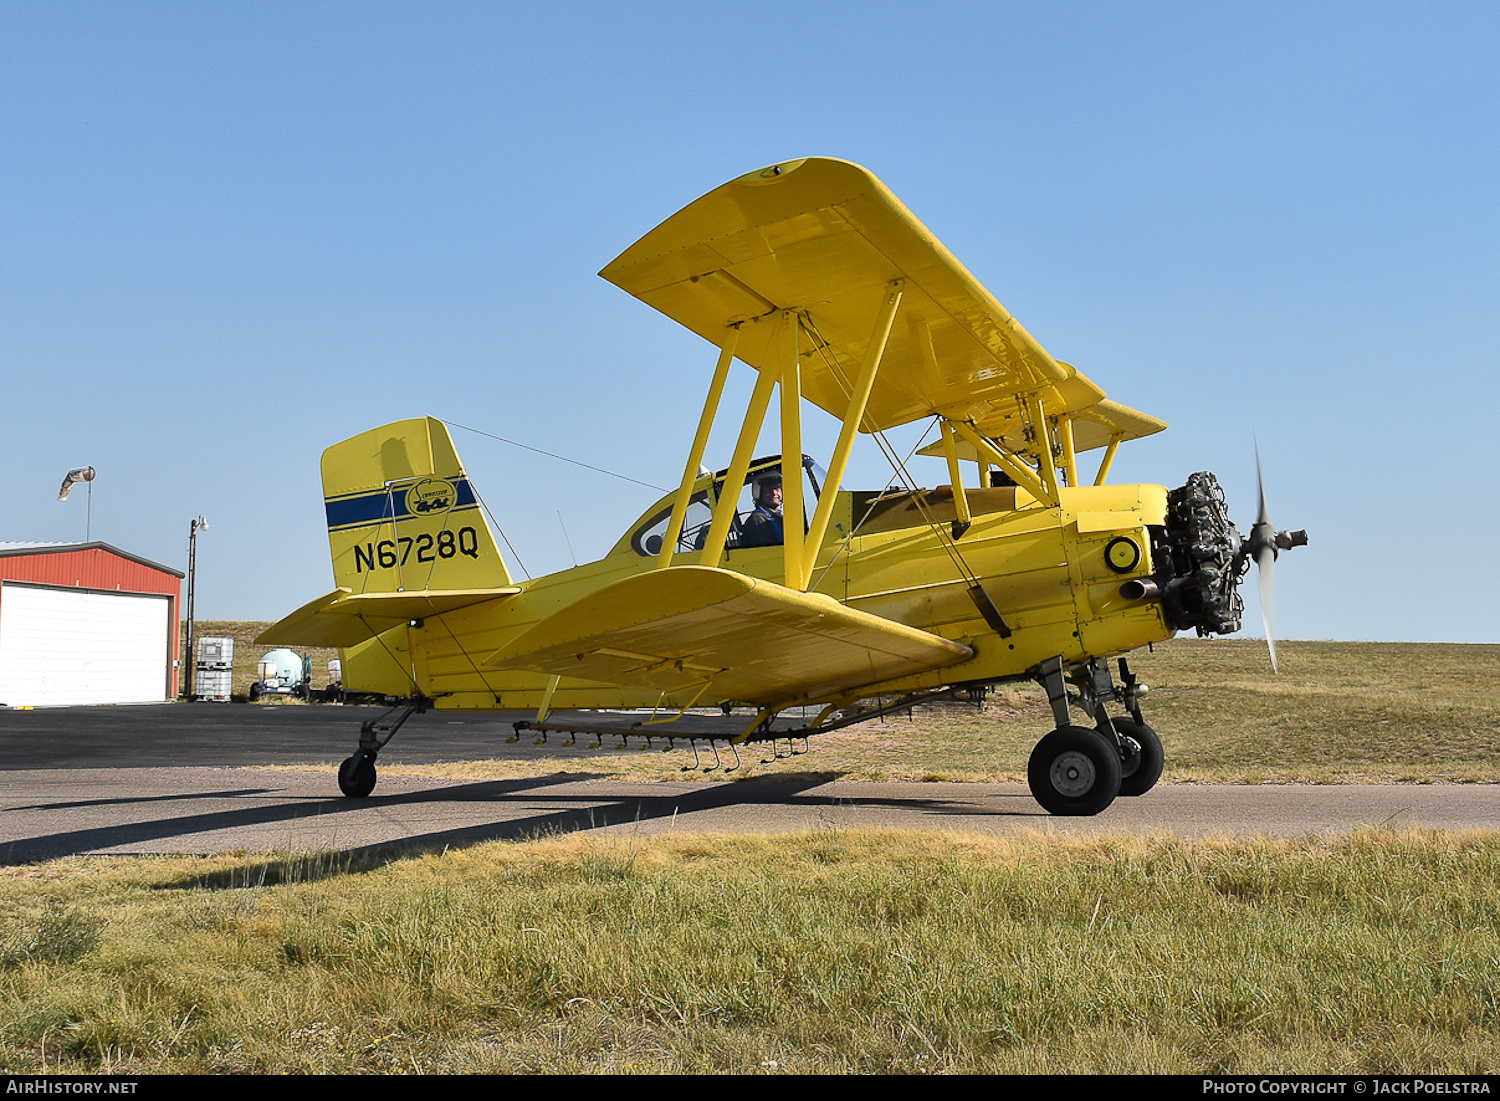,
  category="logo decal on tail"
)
[406,477,455,515]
